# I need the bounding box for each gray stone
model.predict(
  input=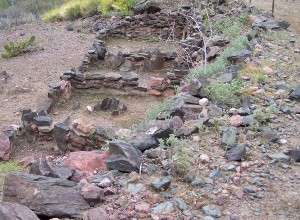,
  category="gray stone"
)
[30,159,74,179]
[221,127,238,149]
[105,72,122,81]
[227,50,251,63]
[288,149,300,162]
[2,173,90,218]
[209,170,223,180]
[99,97,120,111]
[128,132,158,151]
[253,20,290,30]
[189,78,202,97]
[119,59,132,72]
[203,217,215,220]
[202,205,222,218]
[106,141,142,173]
[0,202,39,220]
[174,120,199,137]
[172,198,188,211]
[127,183,146,195]
[225,146,246,161]
[182,173,195,183]
[290,84,300,101]
[260,127,278,142]
[152,176,172,191]
[152,201,174,213]
[33,116,53,126]
[191,177,205,187]
[268,153,289,162]
[53,122,70,152]
[105,52,125,68]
